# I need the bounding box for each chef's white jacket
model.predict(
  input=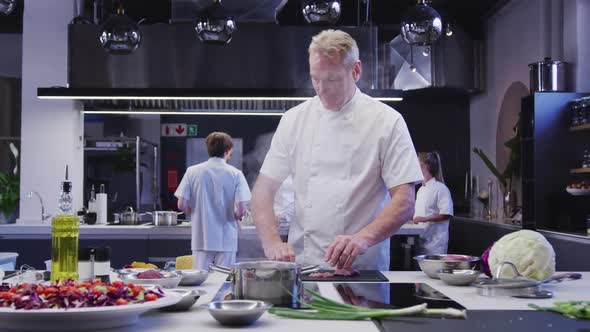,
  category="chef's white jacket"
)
[175,157,251,252]
[260,89,423,270]
[413,178,454,255]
